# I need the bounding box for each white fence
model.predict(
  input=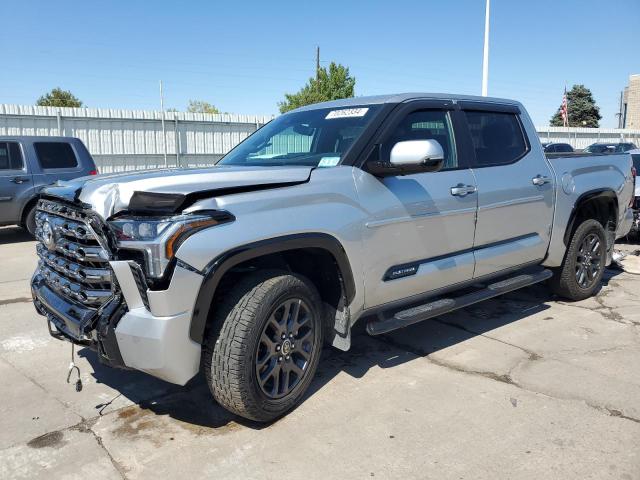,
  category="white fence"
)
[0,104,273,173]
[1,104,639,173]
[535,126,640,150]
